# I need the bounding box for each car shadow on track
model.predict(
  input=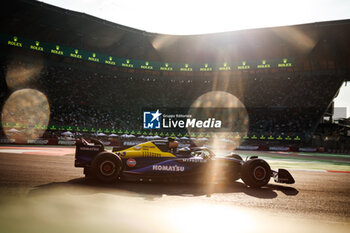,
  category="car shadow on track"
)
[28,177,298,200]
